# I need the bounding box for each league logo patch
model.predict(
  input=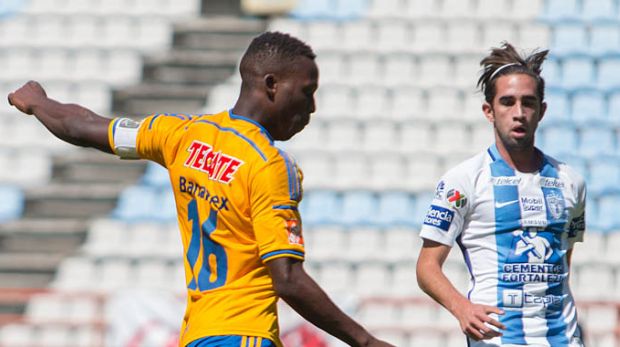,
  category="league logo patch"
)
[544,191,565,220]
[434,180,445,199]
[286,219,304,245]
[447,189,467,208]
